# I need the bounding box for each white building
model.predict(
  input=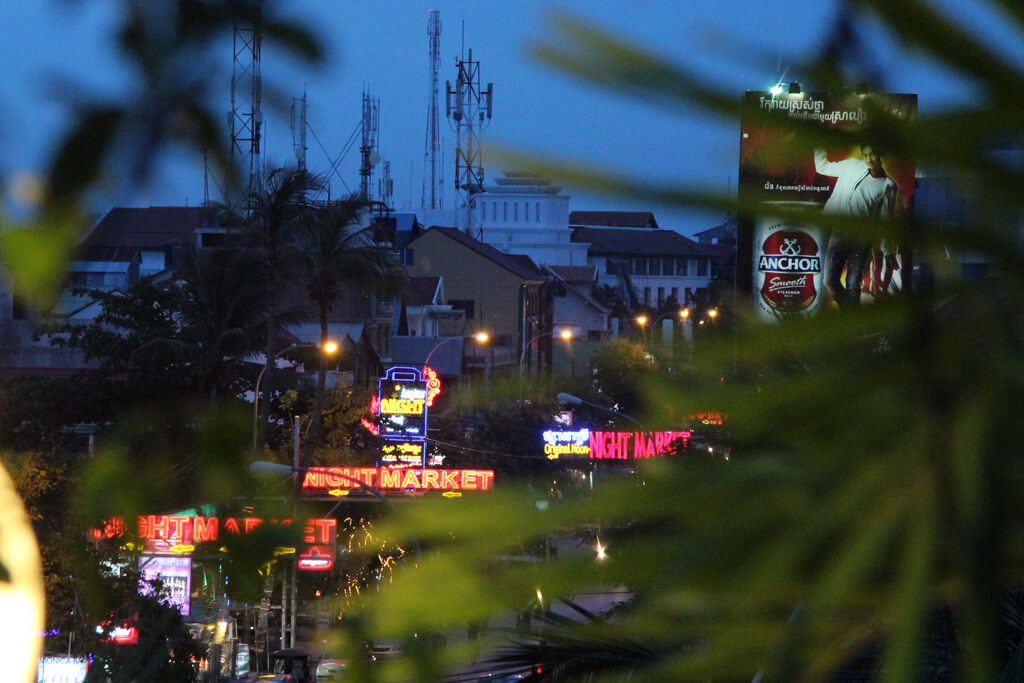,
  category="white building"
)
[475,172,589,267]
